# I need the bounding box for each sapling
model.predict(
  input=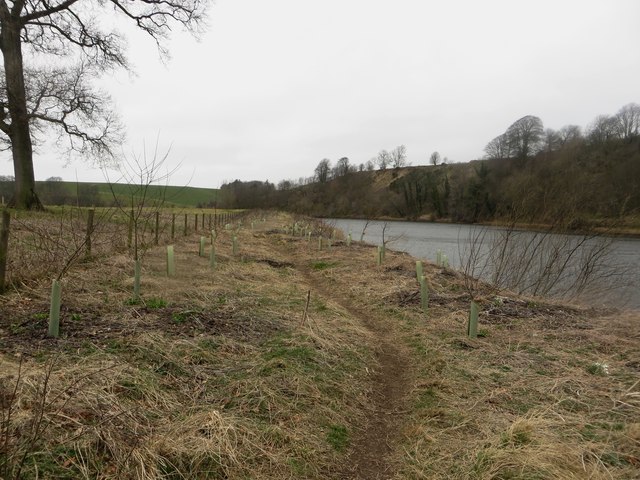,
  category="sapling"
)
[167,245,175,276]
[210,243,217,268]
[420,275,429,315]
[85,208,95,257]
[47,279,62,337]
[45,206,113,337]
[0,210,10,293]
[104,141,179,302]
[210,230,218,269]
[468,300,479,338]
